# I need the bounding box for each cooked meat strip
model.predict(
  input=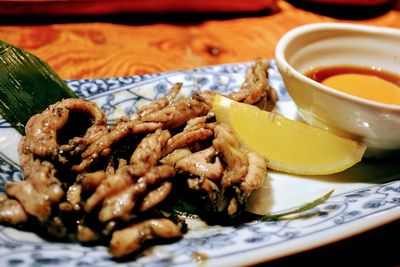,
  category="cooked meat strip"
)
[139,181,173,212]
[254,83,278,111]
[98,186,136,222]
[129,122,163,135]
[59,123,109,158]
[136,83,182,117]
[18,140,35,178]
[95,128,173,222]
[130,129,170,176]
[187,176,219,203]
[80,120,163,162]
[228,58,271,106]
[72,122,132,172]
[112,82,182,128]
[25,159,64,203]
[18,140,64,204]
[163,127,213,157]
[7,146,64,222]
[77,225,101,242]
[66,183,82,209]
[162,116,214,157]
[160,148,191,167]
[109,218,182,258]
[19,136,64,198]
[175,147,223,180]
[0,193,8,202]
[227,198,239,216]
[79,171,107,191]
[99,165,175,222]
[139,92,211,130]
[212,124,248,188]
[5,181,50,221]
[0,193,28,224]
[23,98,106,158]
[84,172,132,213]
[181,123,266,217]
[185,115,209,130]
[240,152,266,194]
